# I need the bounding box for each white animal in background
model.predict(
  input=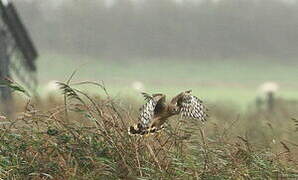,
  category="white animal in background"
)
[131,81,145,92]
[258,81,279,95]
[44,80,60,96]
[256,81,279,111]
